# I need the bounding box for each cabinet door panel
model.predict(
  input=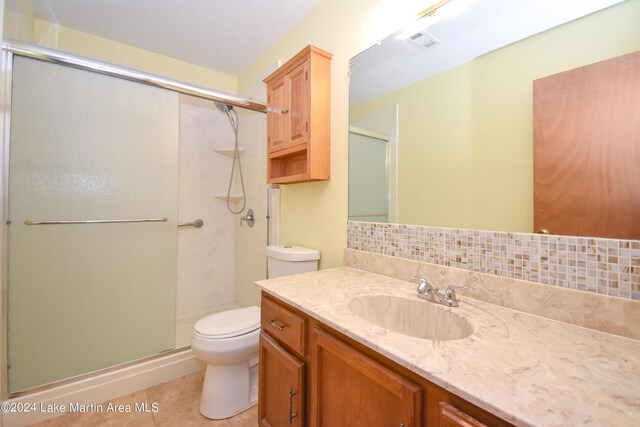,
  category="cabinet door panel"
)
[259,332,305,427]
[311,327,422,427]
[267,78,287,153]
[287,60,309,146]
